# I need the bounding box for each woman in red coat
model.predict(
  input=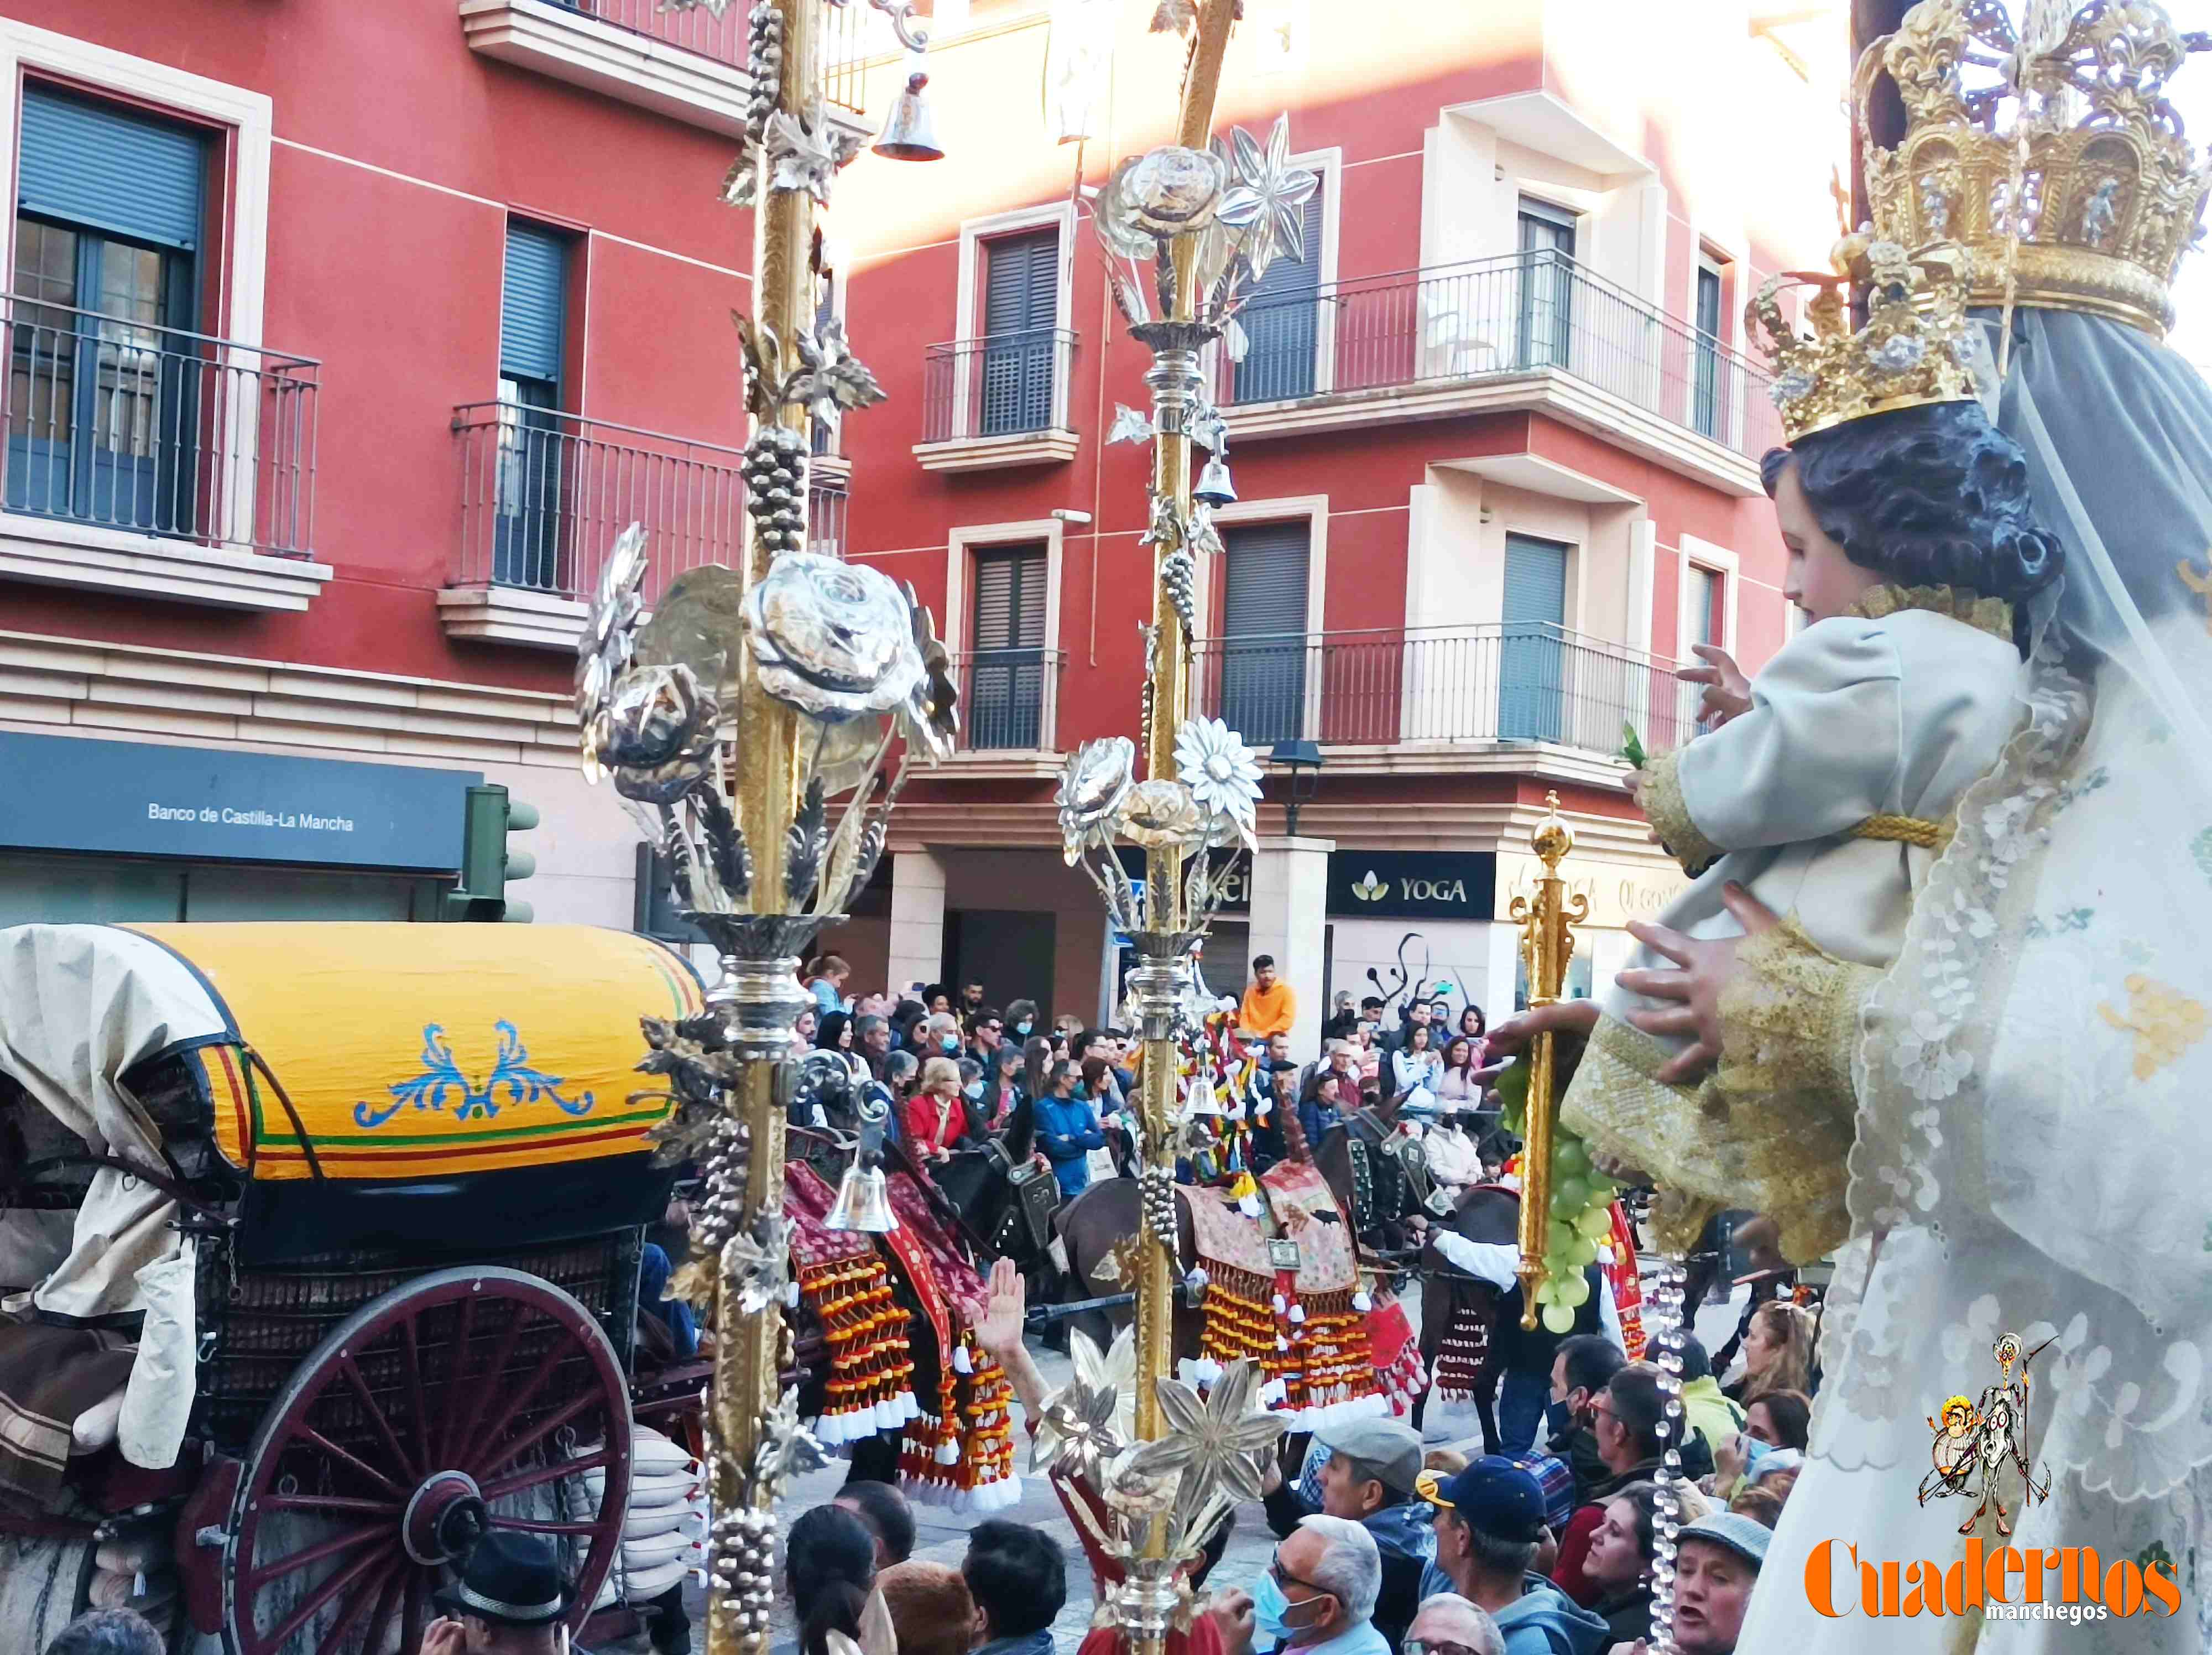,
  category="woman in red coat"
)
[904,1056,971,1163]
